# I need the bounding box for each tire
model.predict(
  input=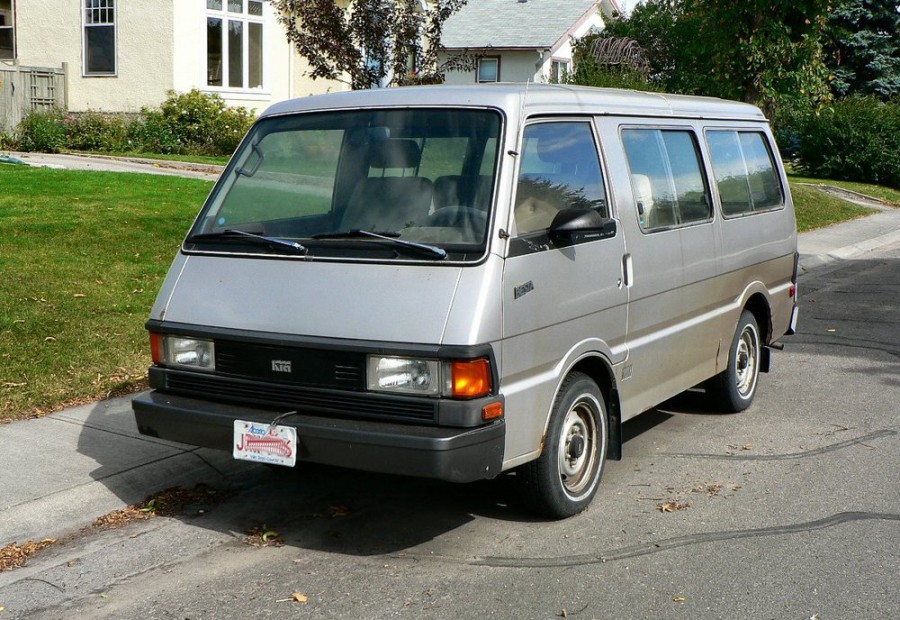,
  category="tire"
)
[706,309,761,412]
[518,372,608,519]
